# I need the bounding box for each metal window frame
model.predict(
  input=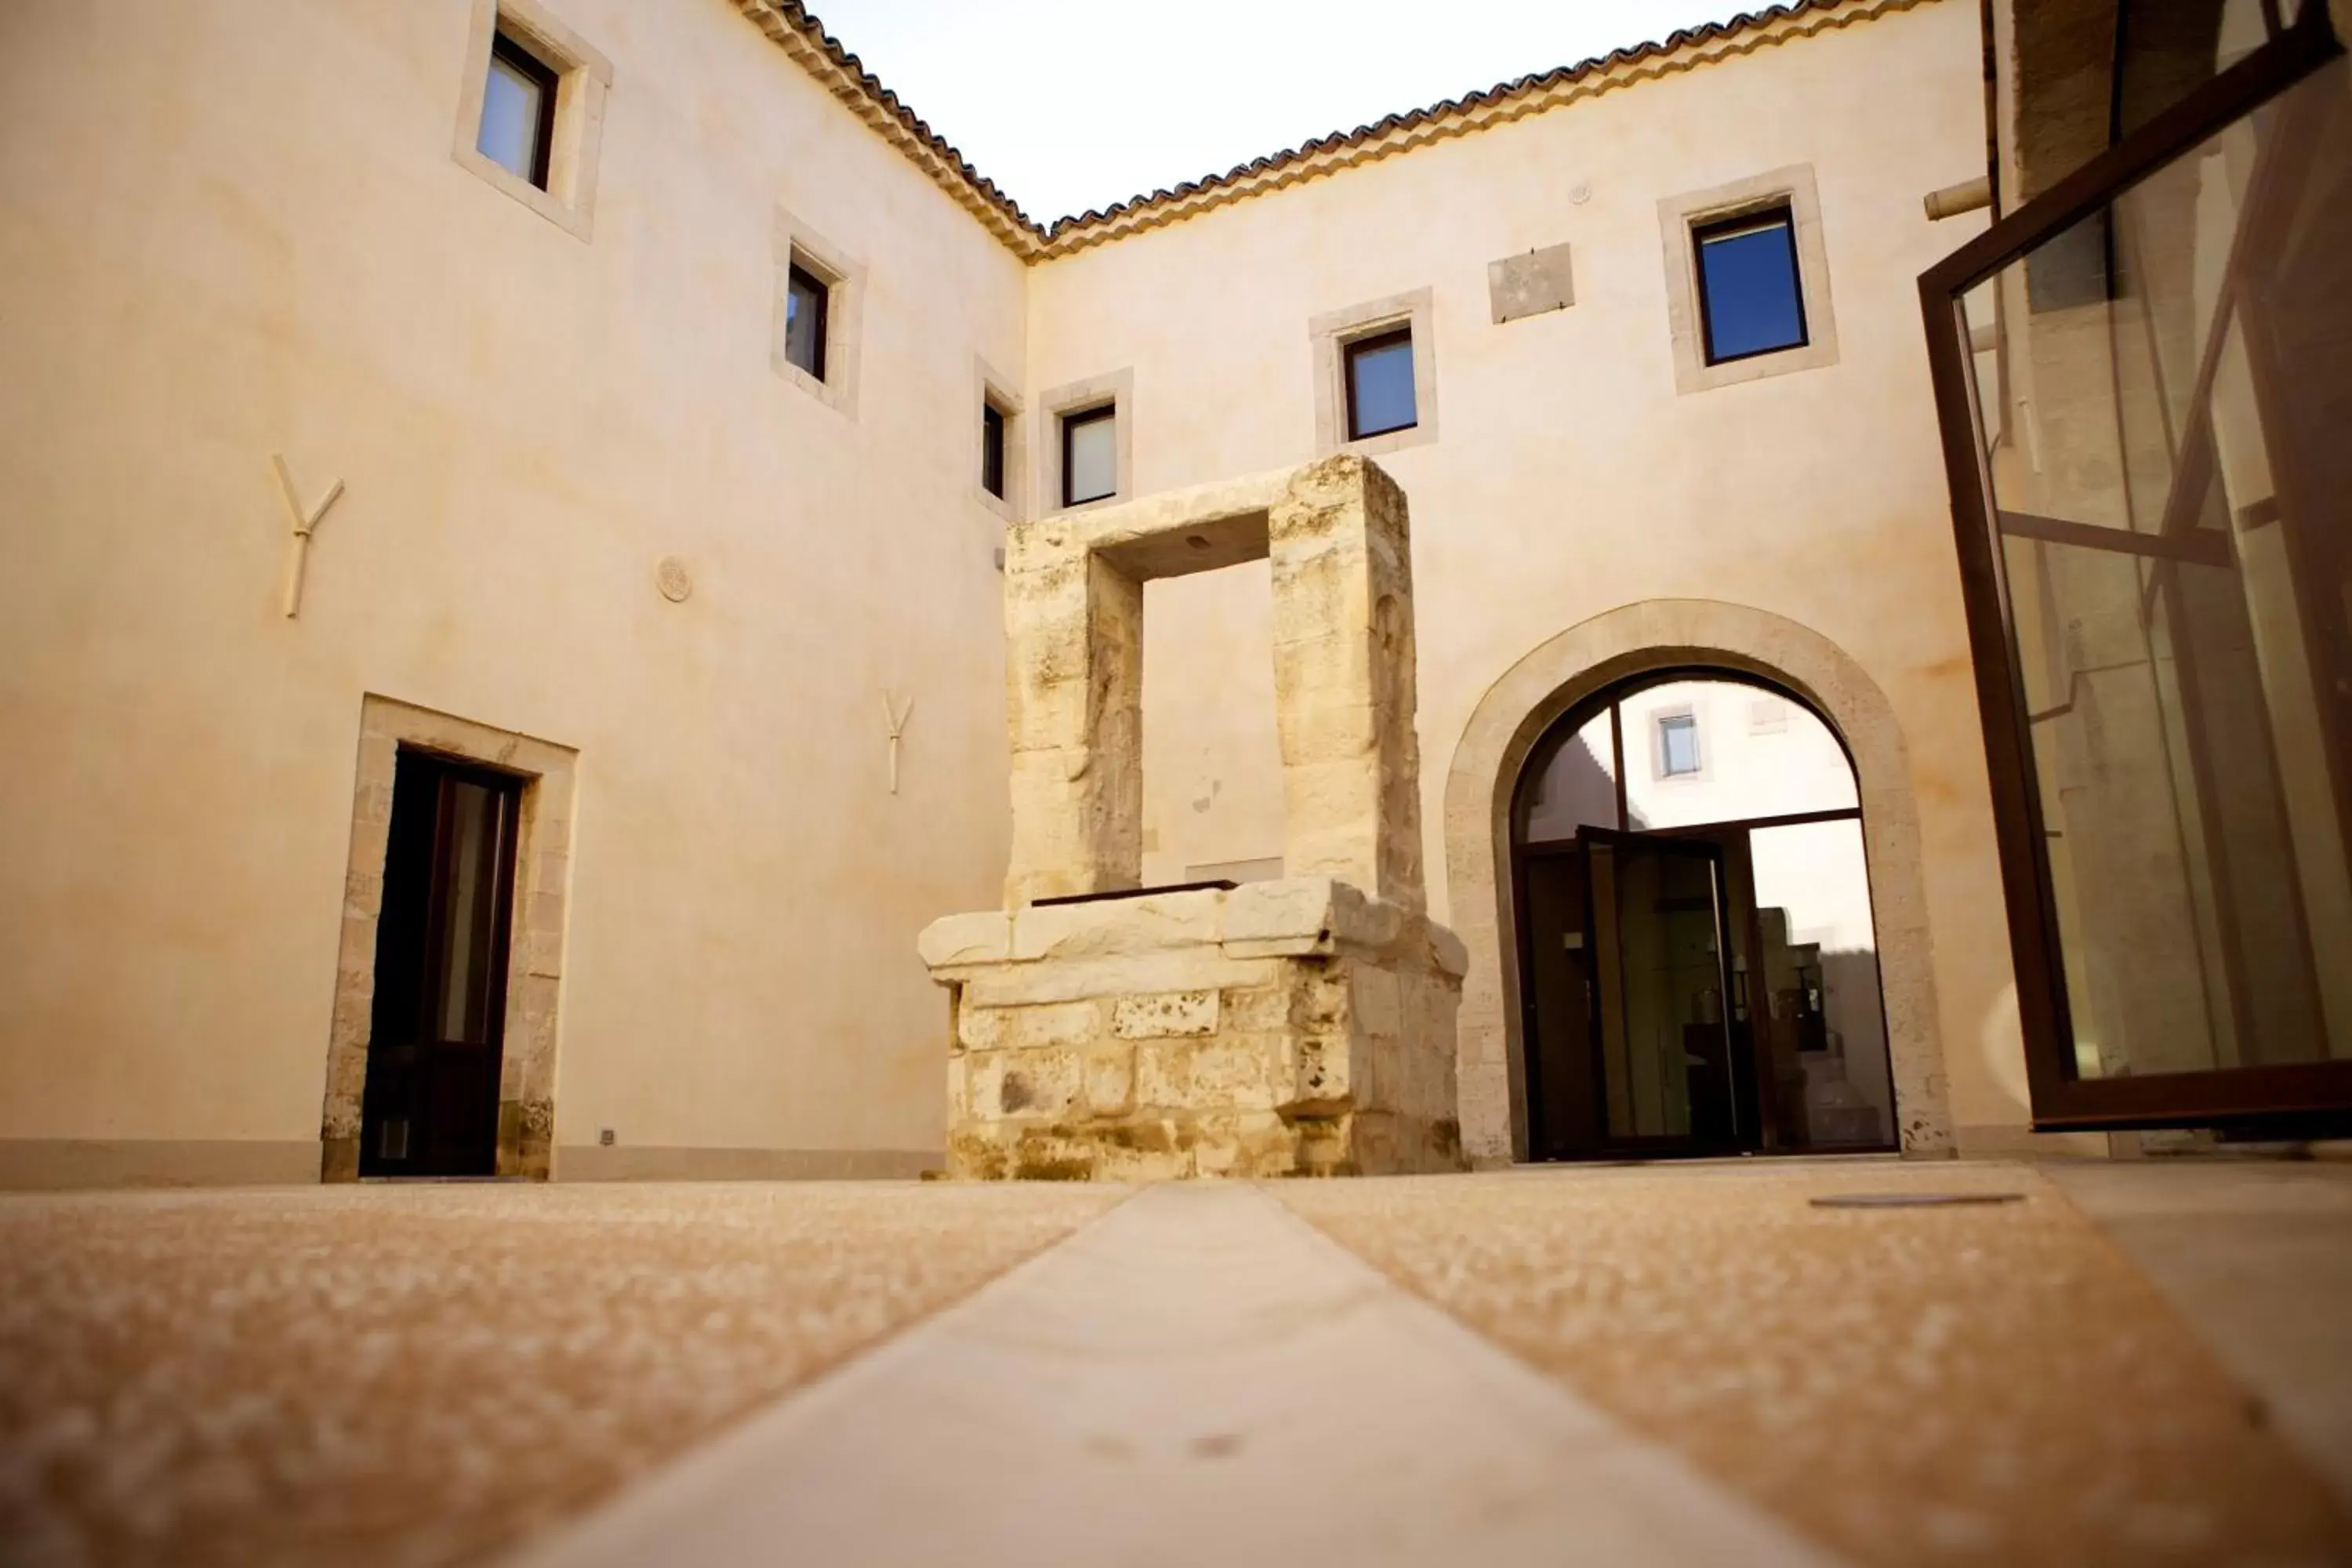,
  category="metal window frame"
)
[981,400,1007,499]
[784,261,829,383]
[1917,6,2352,1131]
[488,28,560,191]
[1693,205,1808,365]
[1060,404,1117,508]
[1342,326,1417,441]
